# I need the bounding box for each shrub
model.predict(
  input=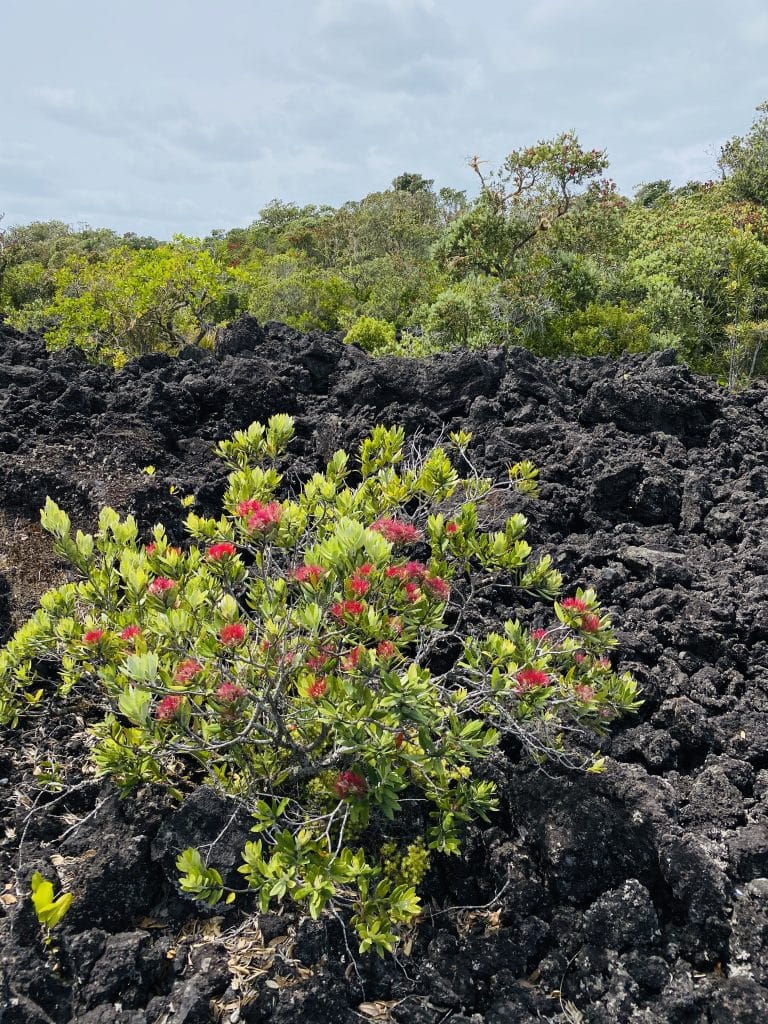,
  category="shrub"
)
[343,316,397,353]
[0,416,640,954]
